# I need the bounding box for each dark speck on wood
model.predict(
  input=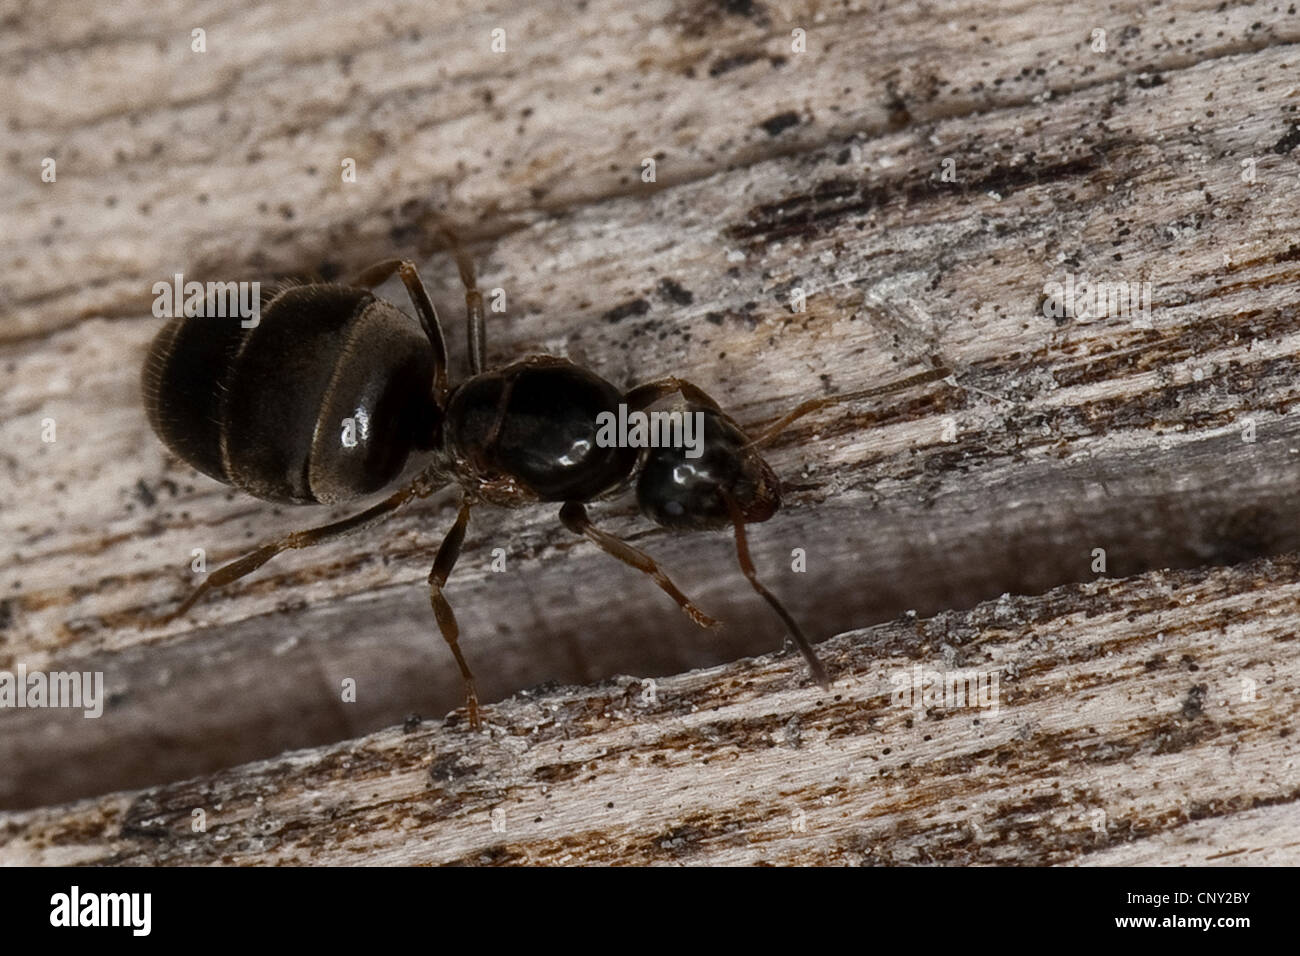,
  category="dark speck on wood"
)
[602,298,650,322]
[759,111,801,136]
[657,278,694,305]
